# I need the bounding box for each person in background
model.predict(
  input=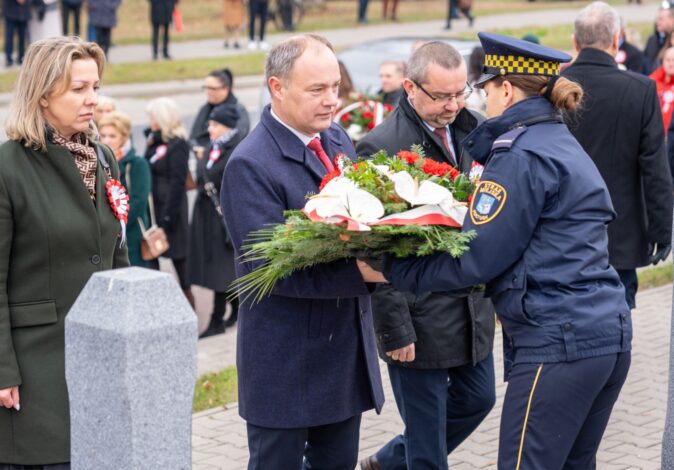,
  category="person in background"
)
[644,6,674,72]
[466,45,486,114]
[3,0,31,67]
[99,111,152,268]
[189,103,242,338]
[650,46,674,132]
[93,95,117,125]
[0,37,128,469]
[358,0,369,23]
[445,0,473,30]
[144,97,193,307]
[338,60,358,106]
[149,0,177,61]
[618,18,648,73]
[563,1,673,310]
[247,0,269,50]
[88,0,121,58]
[382,0,399,21]
[278,0,295,31]
[378,60,405,106]
[60,0,81,36]
[223,0,244,48]
[29,0,61,42]
[190,68,250,148]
